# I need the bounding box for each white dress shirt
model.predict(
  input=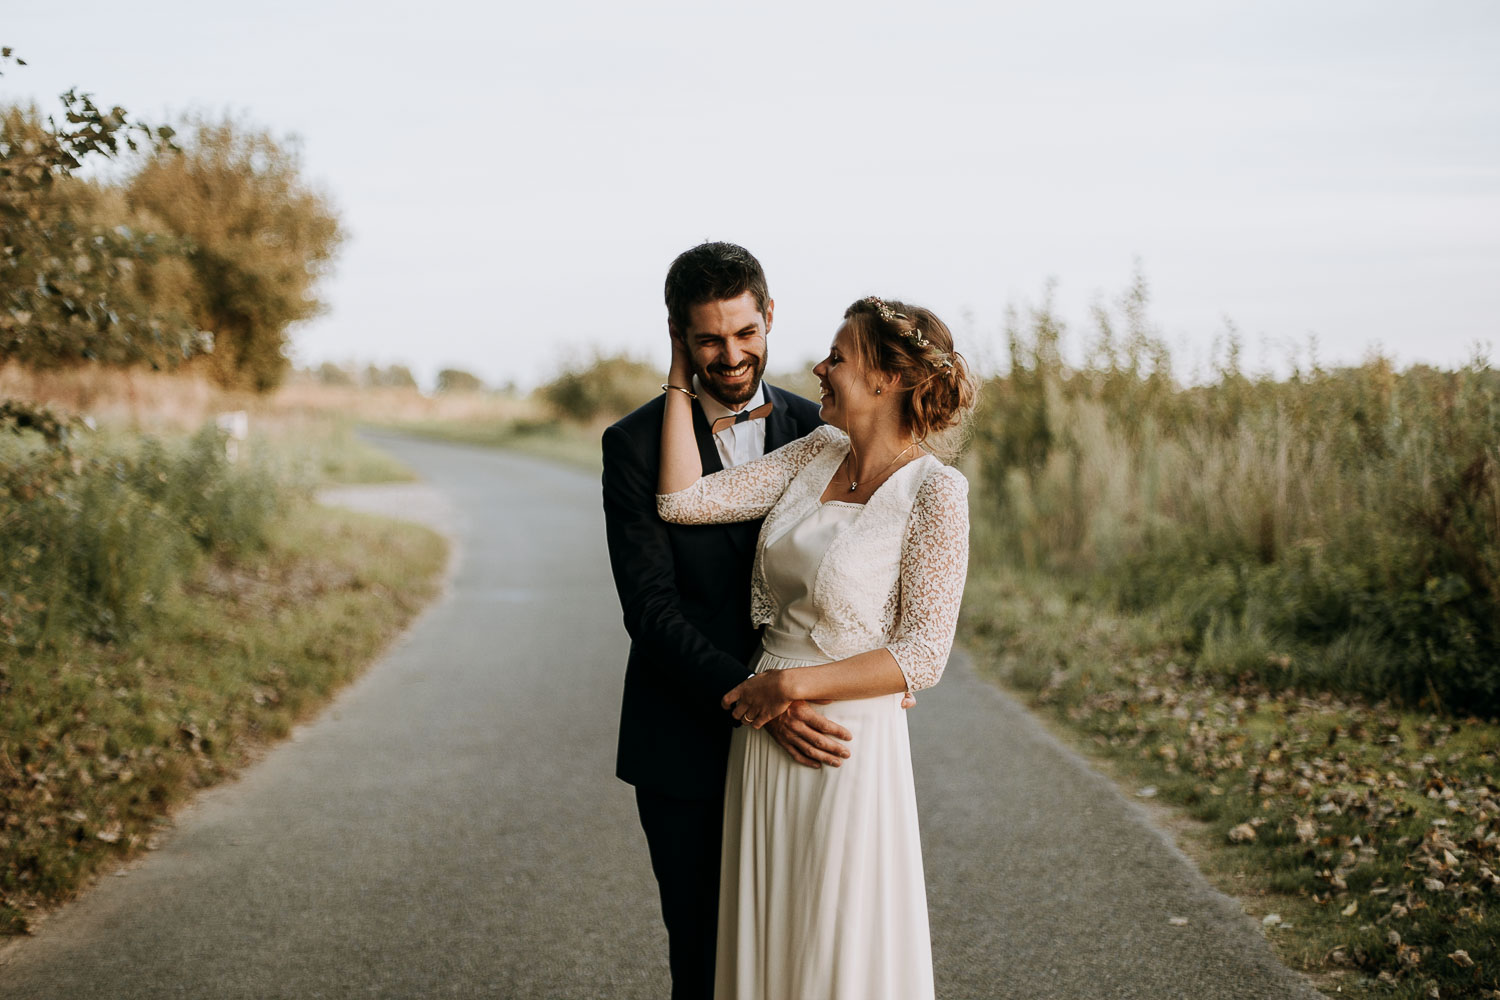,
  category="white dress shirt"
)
[693,376,768,469]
